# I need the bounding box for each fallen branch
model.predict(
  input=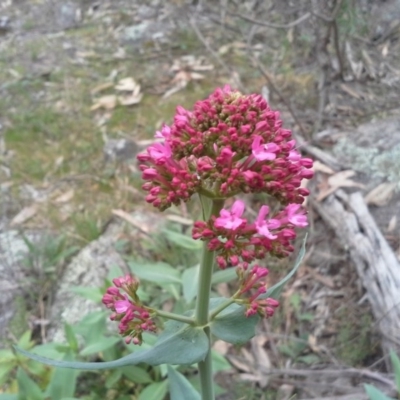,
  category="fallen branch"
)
[311,190,400,368]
